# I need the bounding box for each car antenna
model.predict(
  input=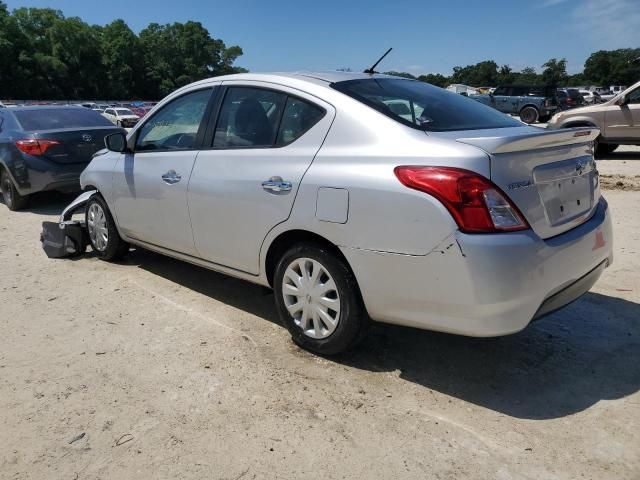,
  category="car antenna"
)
[364,48,393,74]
